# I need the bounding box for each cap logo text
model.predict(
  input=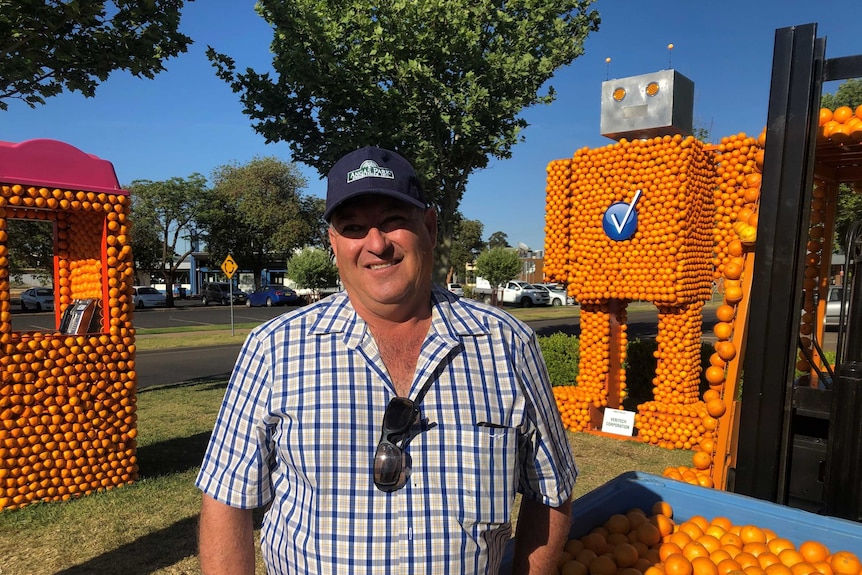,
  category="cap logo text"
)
[347,160,395,183]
